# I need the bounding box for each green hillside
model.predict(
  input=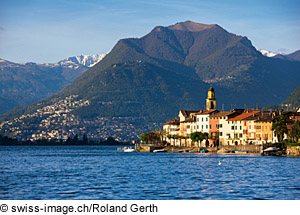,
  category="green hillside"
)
[284,85,300,108]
